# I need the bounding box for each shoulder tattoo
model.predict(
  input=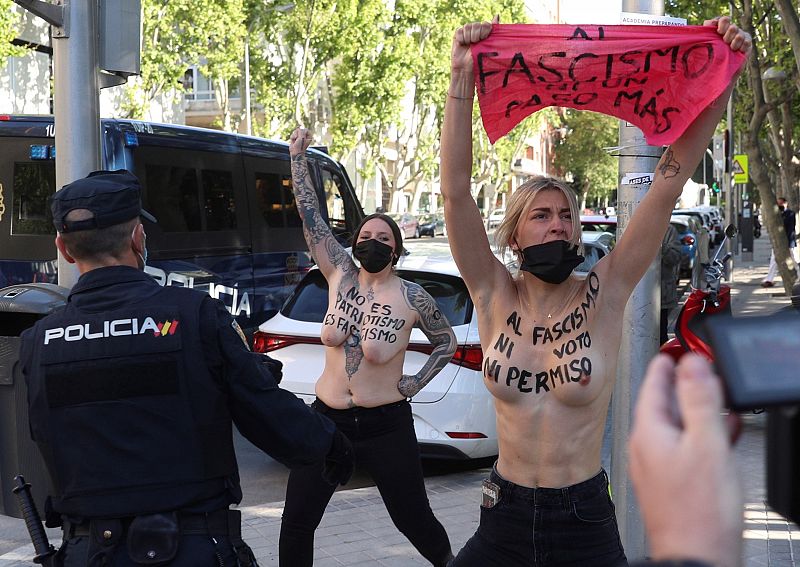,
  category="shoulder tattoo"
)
[401,281,448,332]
